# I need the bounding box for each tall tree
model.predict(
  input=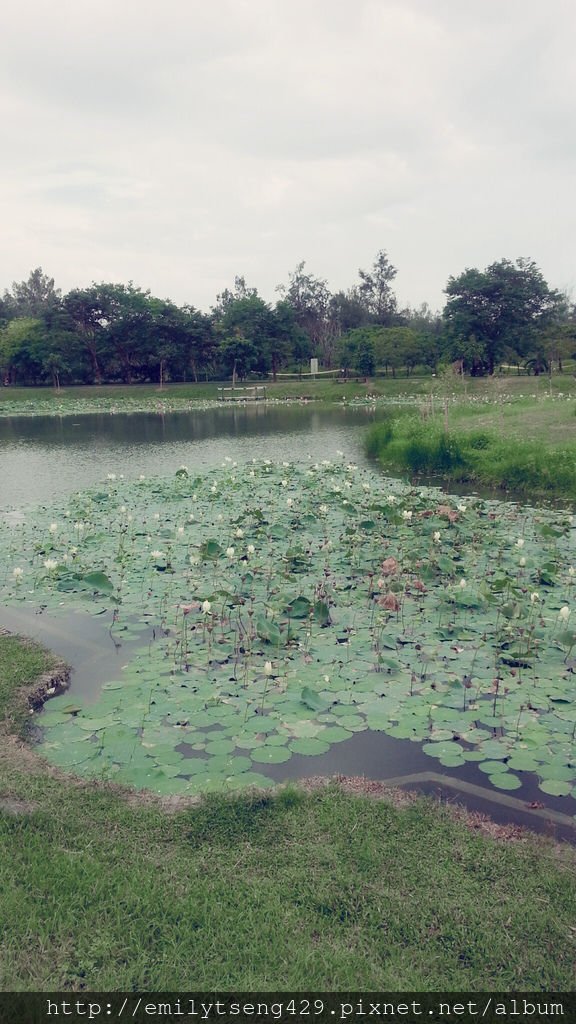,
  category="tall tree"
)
[277,262,334,365]
[214,293,275,377]
[443,258,563,375]
[64,285,114,383]
[357,250,398,325]
[213,275,258,314]
[4,268,61,318]
[328,289,370,337]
